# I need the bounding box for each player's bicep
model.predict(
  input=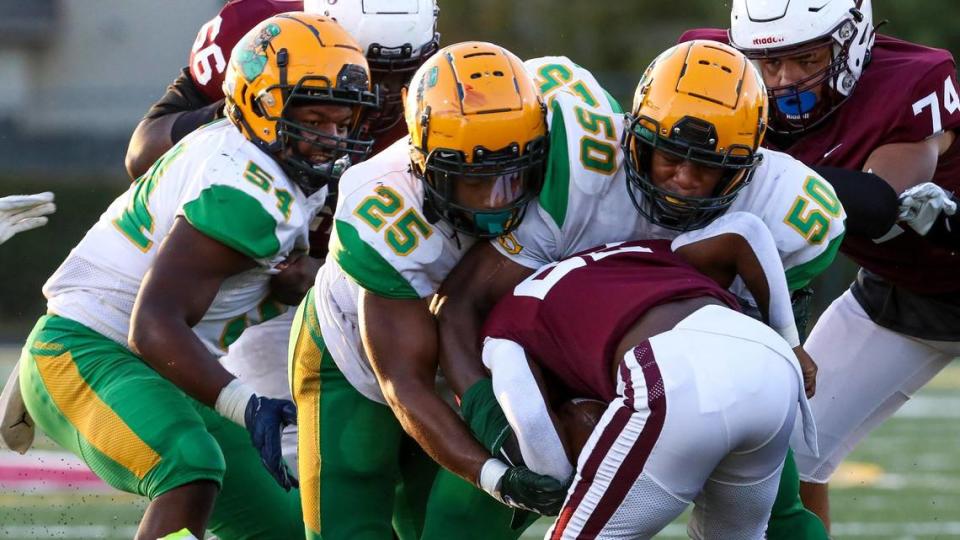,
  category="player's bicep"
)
[862,138,943,194]
[133,216,255,329]
[438,241,535,315]
[435,241,535,396]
